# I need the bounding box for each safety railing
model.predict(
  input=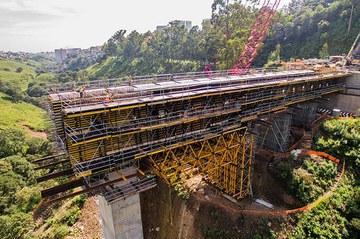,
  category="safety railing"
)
[102,176,157,203]
[47,67,284,93]
[55,69,314,104]
[60,70,318,114]
[62,78,344,144]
